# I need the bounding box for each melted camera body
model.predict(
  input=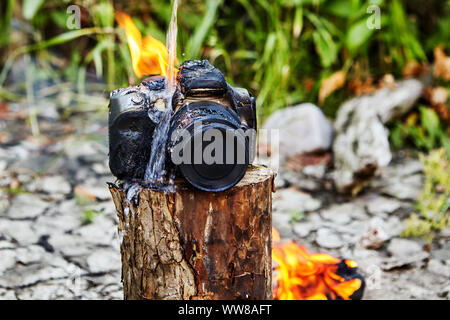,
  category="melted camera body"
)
[109,60,256,191]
